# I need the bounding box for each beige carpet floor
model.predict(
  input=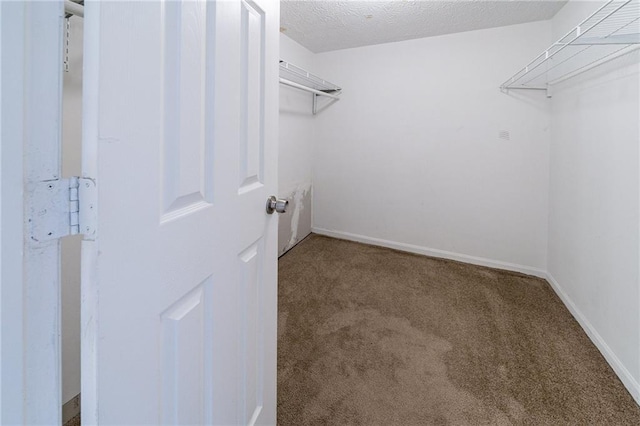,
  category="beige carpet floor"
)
[64,414,81,426]
[277,234,640,425]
